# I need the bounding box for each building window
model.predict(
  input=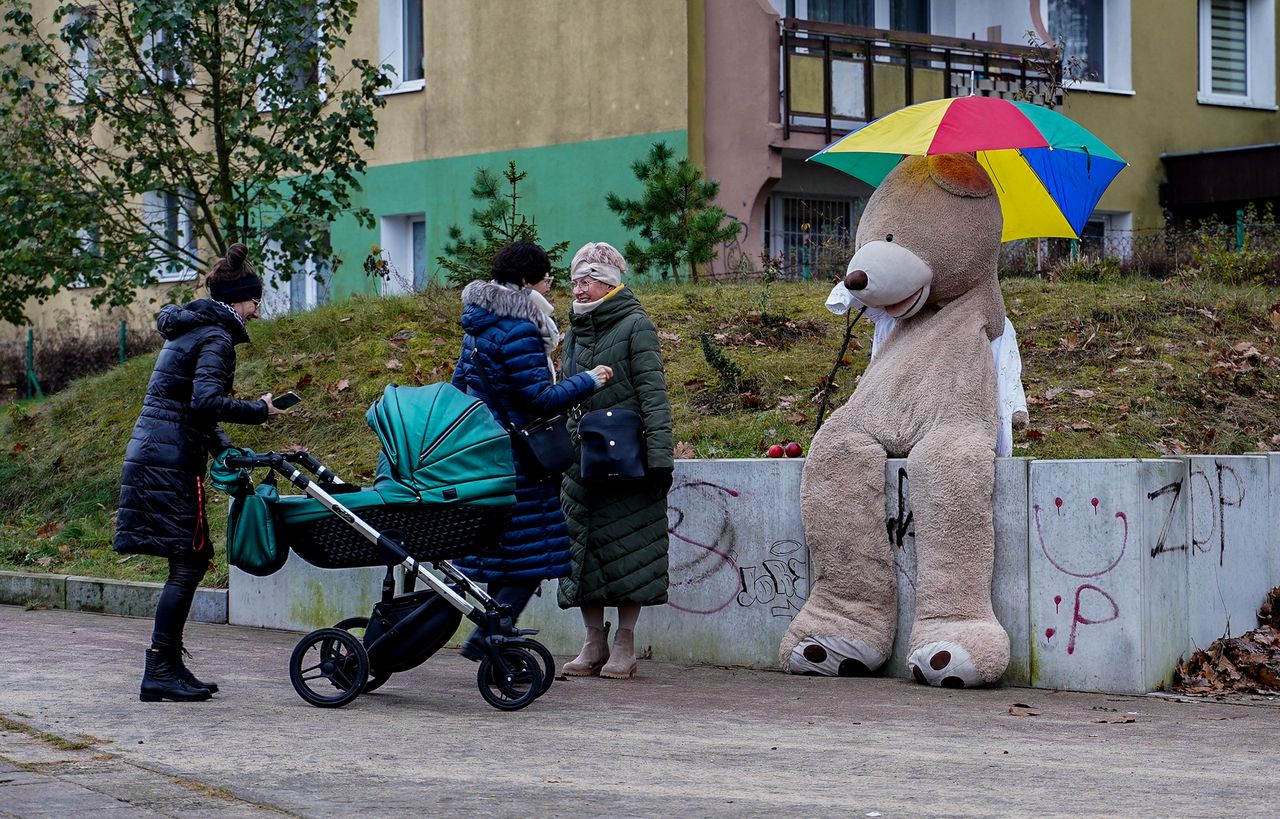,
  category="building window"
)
[257,3,324,110]
[765,194,863,280]
[141,26,192,87]
[1199,0,1276,108]
[143,190,197,282]
[1046,0,1132,93]
[1050,0,1106,83]
[782,0,930,31]
[379,212,427,294]
[64,7,96,103]
[288,3,322,94]
[258,234,331,317]
[380,0,425,93]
